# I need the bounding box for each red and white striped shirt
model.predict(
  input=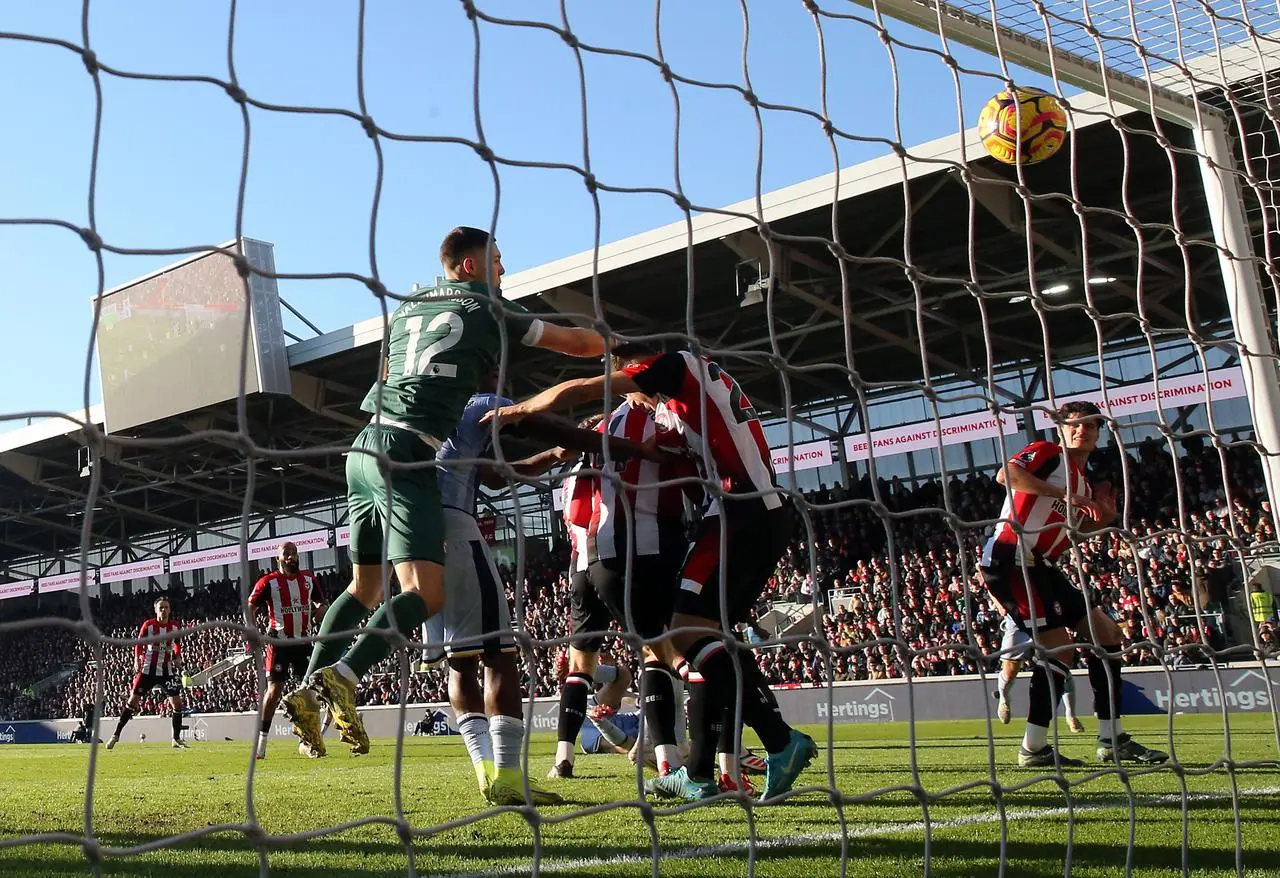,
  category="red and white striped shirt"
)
[594,399,699,561]
[249,571,323,639]
[562,468,594,574]
[135,618,182,676]
[984,440,1092,564]
[623,352,780,514]
[562,418,606,574]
